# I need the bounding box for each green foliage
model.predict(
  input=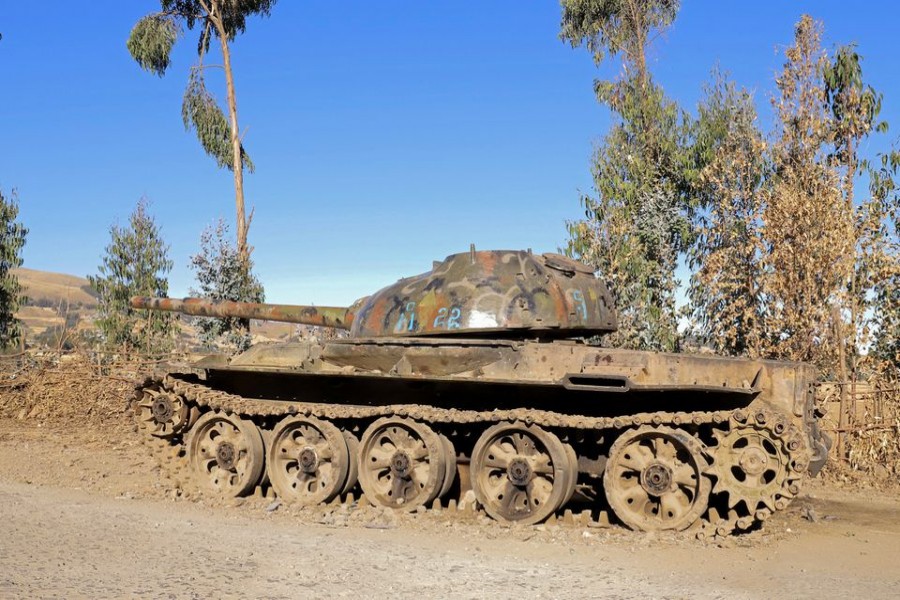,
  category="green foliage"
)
[822,43,894,381]
[88,199,176,356]
[567,82,691,352]
[561,0,688,351]
[682,17,900,377]
[874,285,900,369]
[160,1,277,40]
[825,44,887,166]
[559,0,679,71]
[559,6,900,385]
[127,14,179,76]
[686,72,768,356]
[182,70,254,173]
[0,188,27,350]
[127,1,276,175]
[189,219,264,352]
